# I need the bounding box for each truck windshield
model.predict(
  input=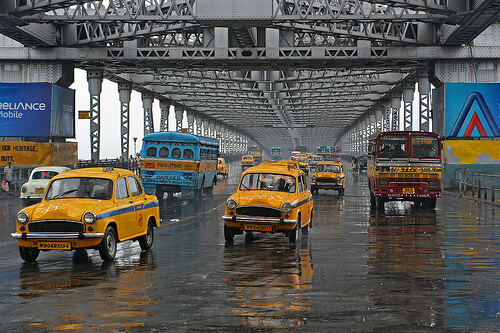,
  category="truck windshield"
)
[378,135,408,158]
[411,135,440,158]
